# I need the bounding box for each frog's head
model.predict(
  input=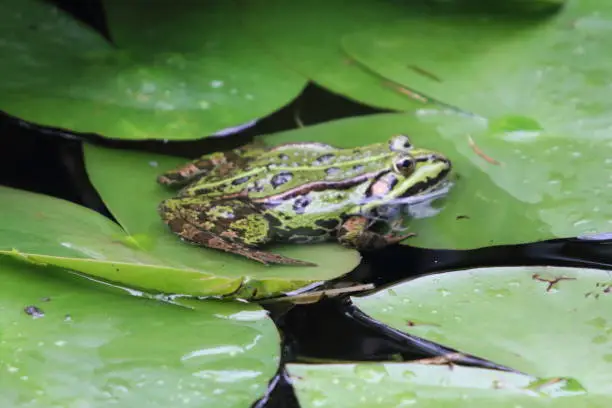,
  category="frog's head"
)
[363,135,452,209]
